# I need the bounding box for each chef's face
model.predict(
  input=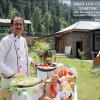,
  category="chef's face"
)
[12,17,24,36]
